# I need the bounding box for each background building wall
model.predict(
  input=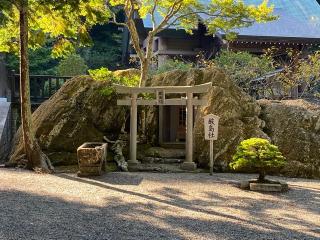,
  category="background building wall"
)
[0,54,9,98]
